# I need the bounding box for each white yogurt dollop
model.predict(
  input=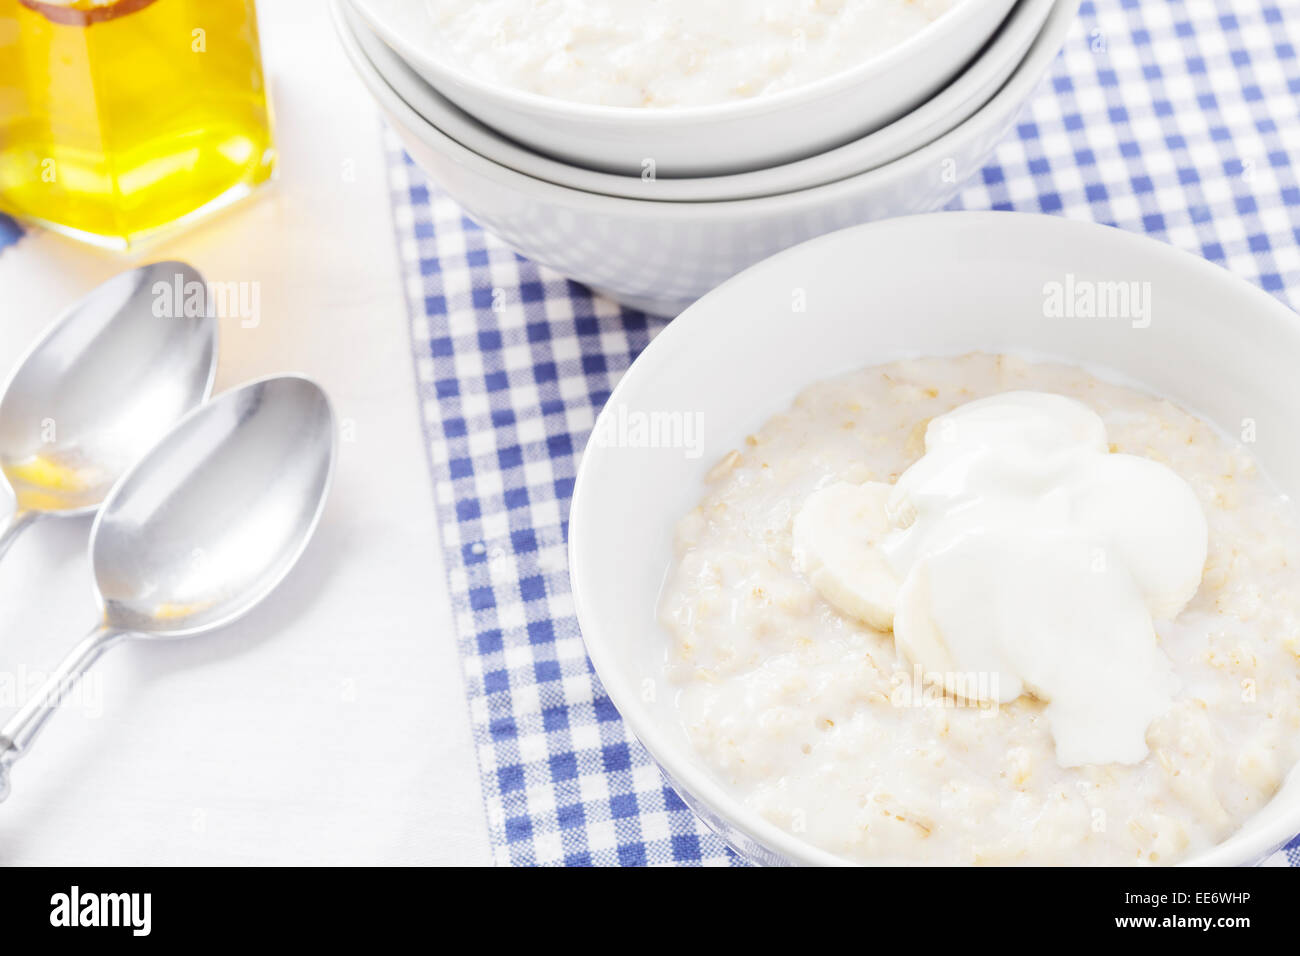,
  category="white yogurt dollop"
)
[792,391,1208,767]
